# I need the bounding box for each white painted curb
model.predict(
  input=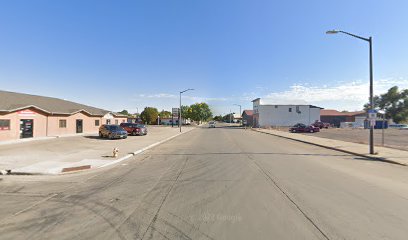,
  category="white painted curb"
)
[98,128,195,169]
